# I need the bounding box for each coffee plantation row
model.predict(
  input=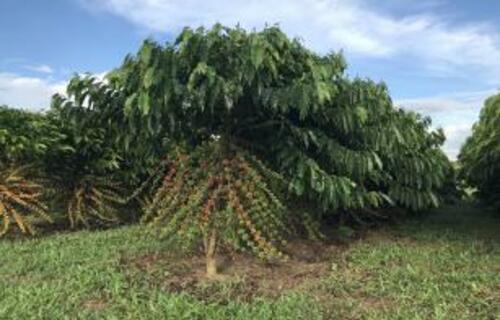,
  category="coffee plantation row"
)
[1,25,498,277]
